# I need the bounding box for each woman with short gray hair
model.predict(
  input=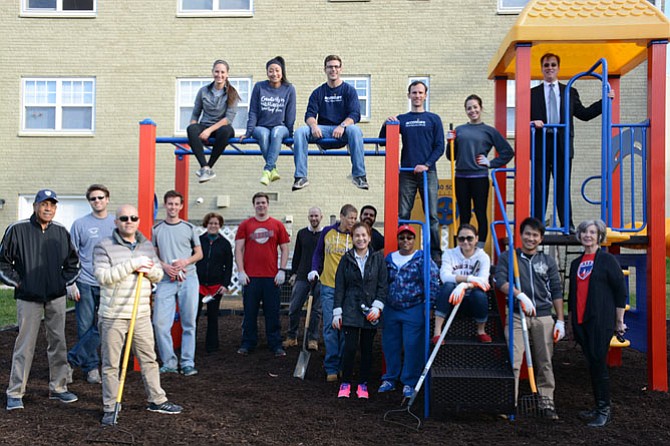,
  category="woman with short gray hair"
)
[567,219,626,427]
